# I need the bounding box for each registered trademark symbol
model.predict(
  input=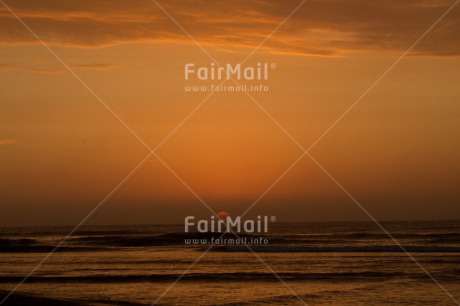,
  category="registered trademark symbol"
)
[270,63,276,69]
[270,216,276,222]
